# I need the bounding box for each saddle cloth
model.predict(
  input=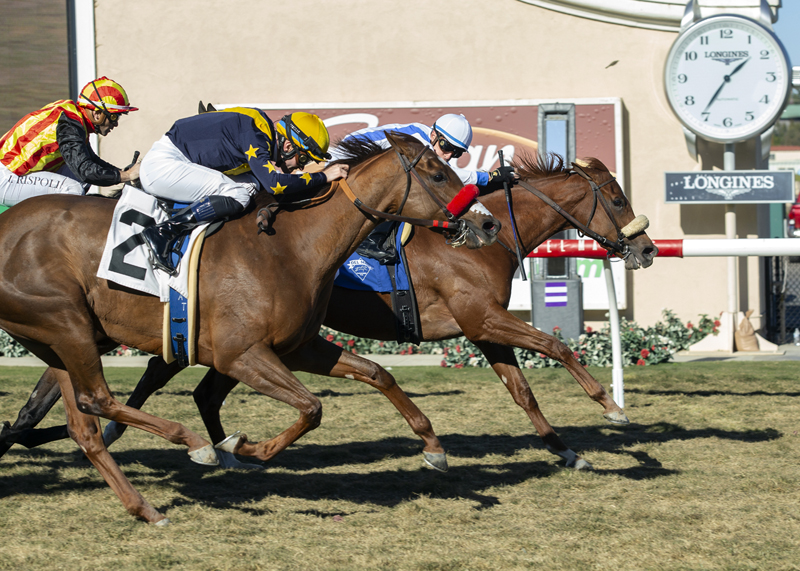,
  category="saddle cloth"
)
[97,185,207,302]
[334,223,412,292]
